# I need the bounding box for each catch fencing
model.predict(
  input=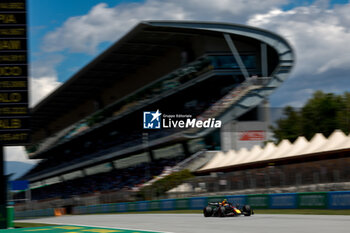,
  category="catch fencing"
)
[14,191,350,219]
